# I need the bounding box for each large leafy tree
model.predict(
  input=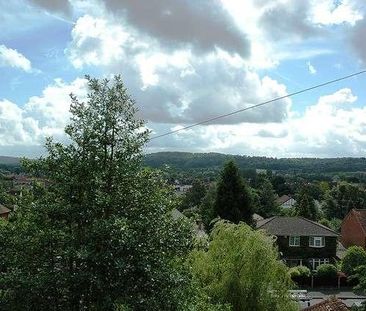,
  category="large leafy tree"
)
[190,221,297,311]
[323,183,366,219]
[199,183,217,229]
[341,246,366,276]
[294,188,318,220]
[180,179,207,211]
[214,160,253,224]
[257,177,279,218]
[0,76,193,311]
